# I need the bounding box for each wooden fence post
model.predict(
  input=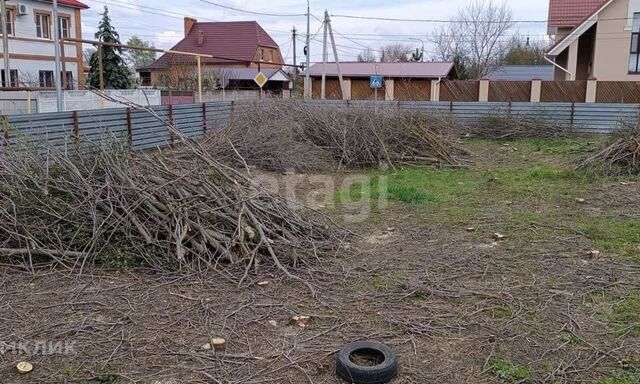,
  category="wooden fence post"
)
[72,111,80,151]
[202,103,207,135]
[2,115,9,147]
[126,108,132,149]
